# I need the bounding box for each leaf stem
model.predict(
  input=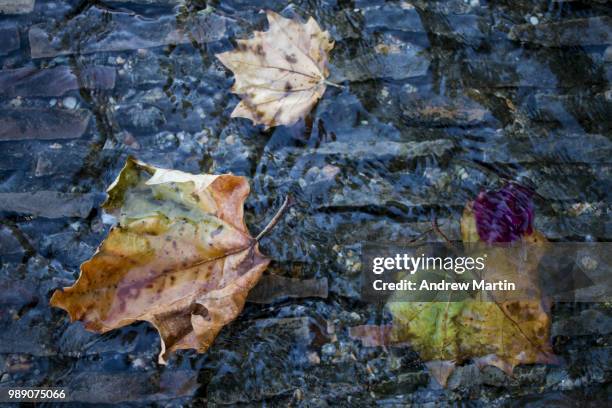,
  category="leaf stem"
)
[256,195,293,242]
[432,216,452,244]
[323,79,344,89]
[182,196,293,270]
[432,216,461,254]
